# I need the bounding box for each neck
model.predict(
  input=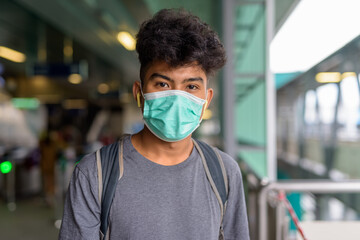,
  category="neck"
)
[131,127,194,166]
